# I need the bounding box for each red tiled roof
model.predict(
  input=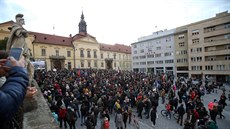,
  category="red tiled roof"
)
[100,43,131,54]
[0,20,14,26]
[30,32,73,47]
